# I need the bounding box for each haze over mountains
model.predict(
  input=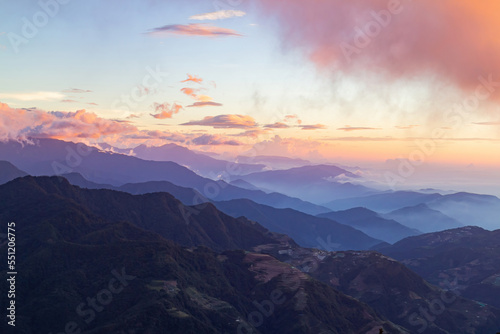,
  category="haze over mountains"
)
[2,174,500,333]
[102,143,267,178]
[1,138,500,333]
